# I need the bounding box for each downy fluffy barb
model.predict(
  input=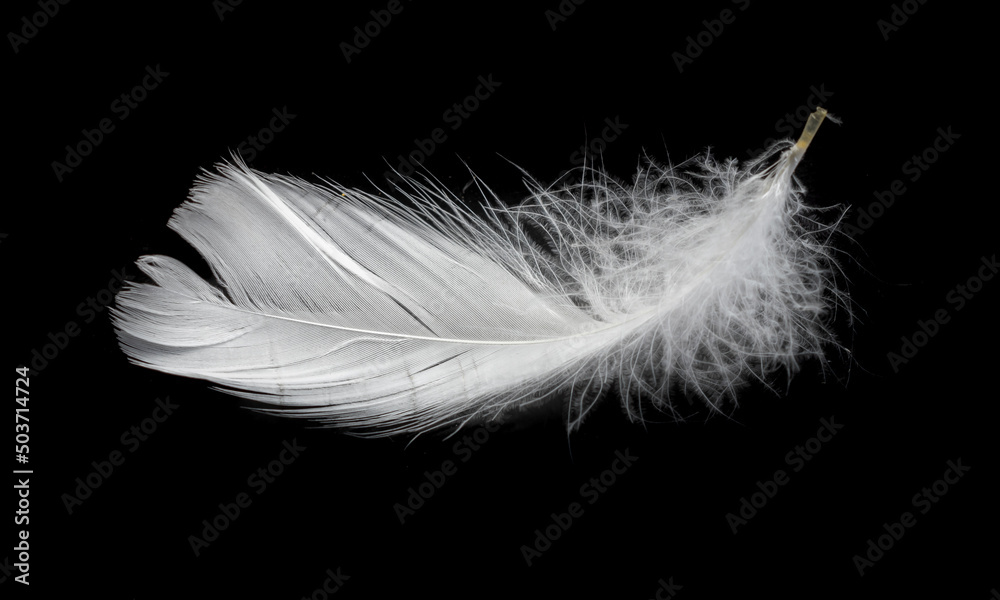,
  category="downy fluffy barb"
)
[113,108,845,436]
